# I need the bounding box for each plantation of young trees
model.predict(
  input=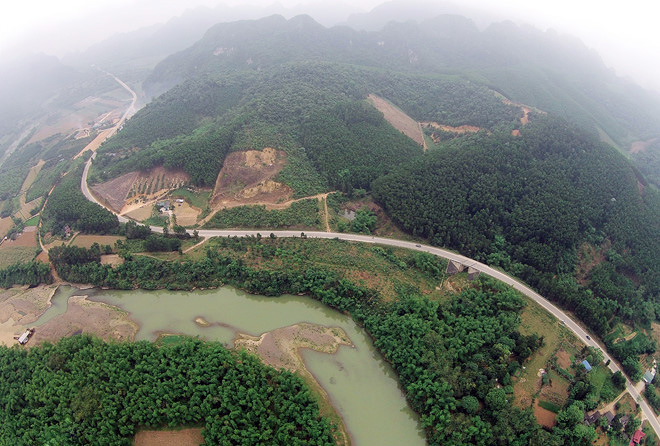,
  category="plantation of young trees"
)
[0,336,337,445]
